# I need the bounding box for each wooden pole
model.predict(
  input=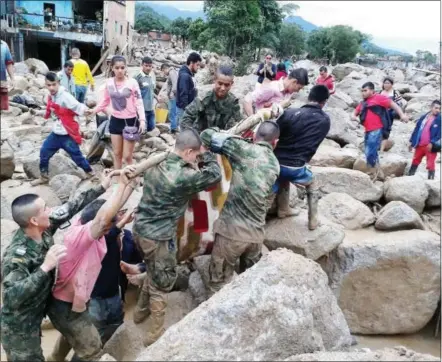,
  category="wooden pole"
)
[128,97,294,178]
[91,48,111,76]
[412,68,441,76]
